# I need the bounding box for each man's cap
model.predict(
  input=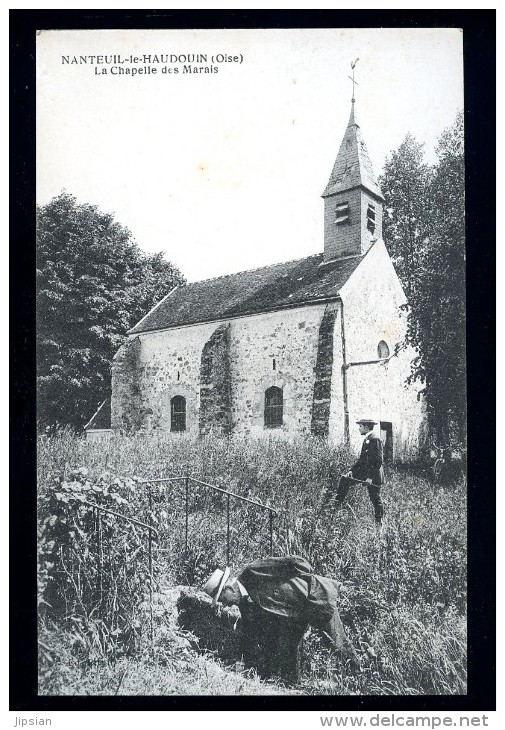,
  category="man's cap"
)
[202,567,230,604]
[356,419,377,426]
